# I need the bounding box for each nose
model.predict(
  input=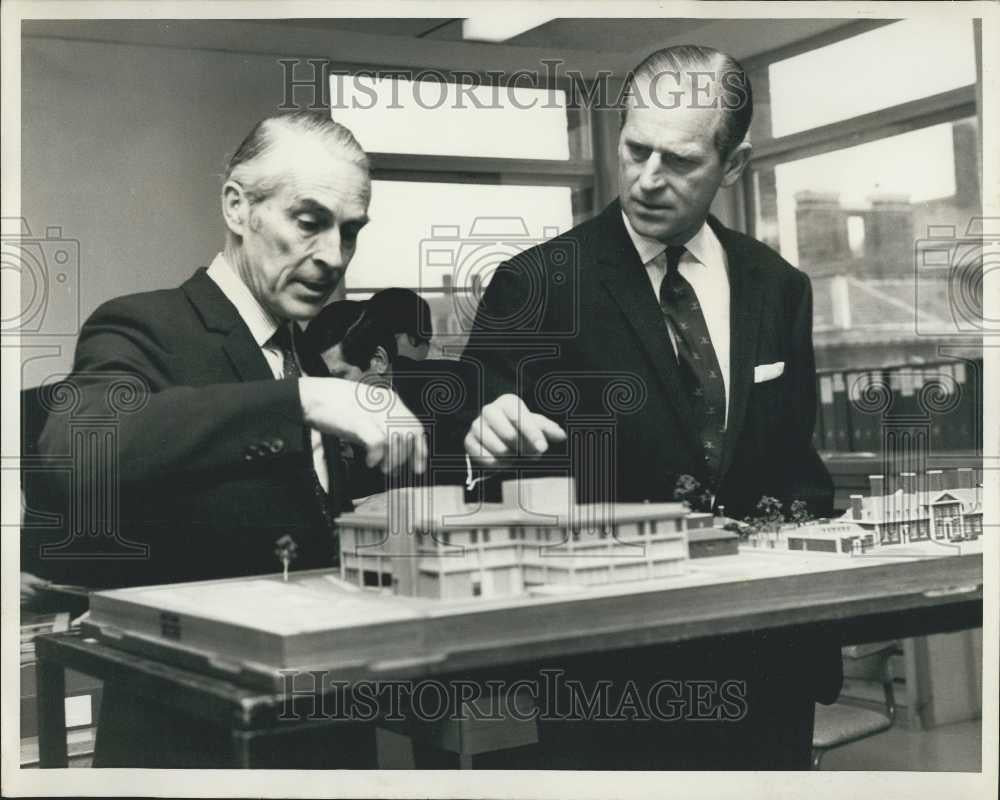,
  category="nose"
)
[313,228,345,273]
[637,152,666,194]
